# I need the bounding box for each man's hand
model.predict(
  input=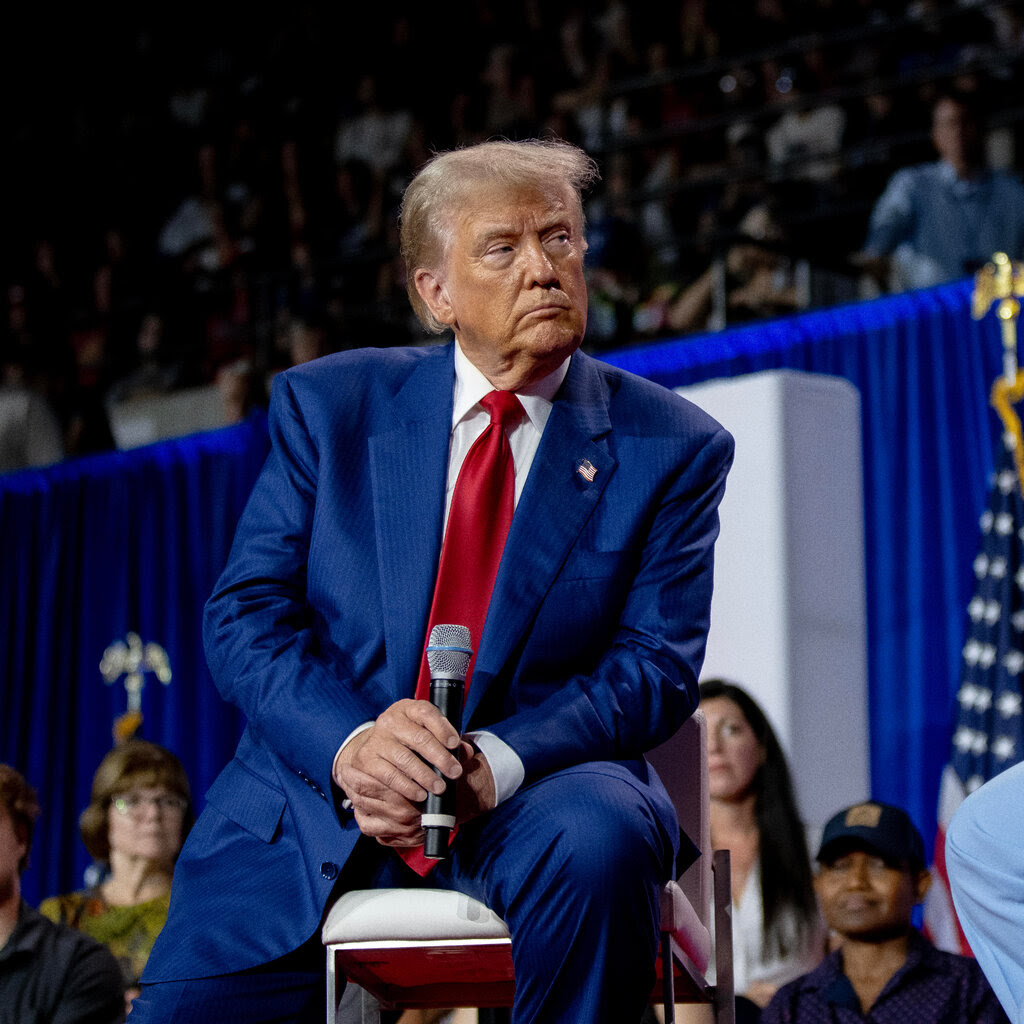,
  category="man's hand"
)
[456,742,497,824]
[334,699,463,846]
